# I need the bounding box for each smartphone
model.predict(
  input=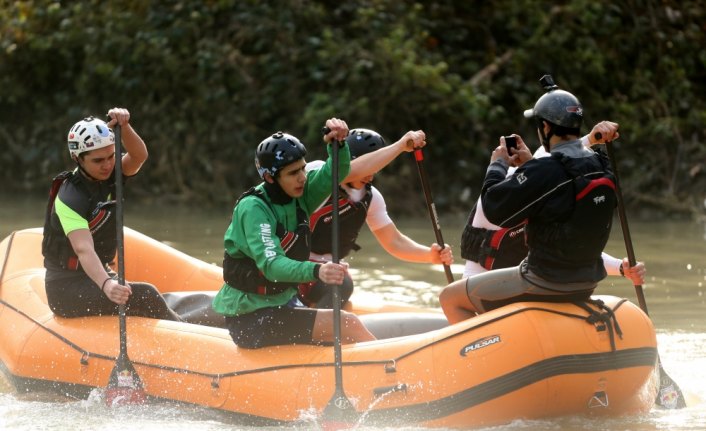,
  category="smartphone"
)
[504,136,517,153]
